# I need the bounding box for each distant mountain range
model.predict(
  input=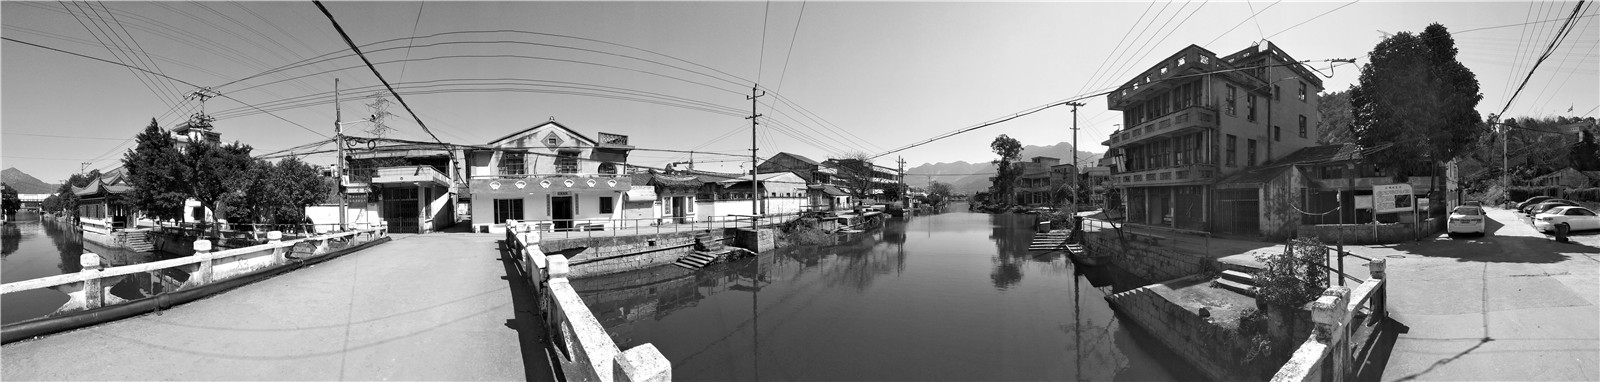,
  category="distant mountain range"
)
[906,142,1102,194]
[2,167,60,194]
